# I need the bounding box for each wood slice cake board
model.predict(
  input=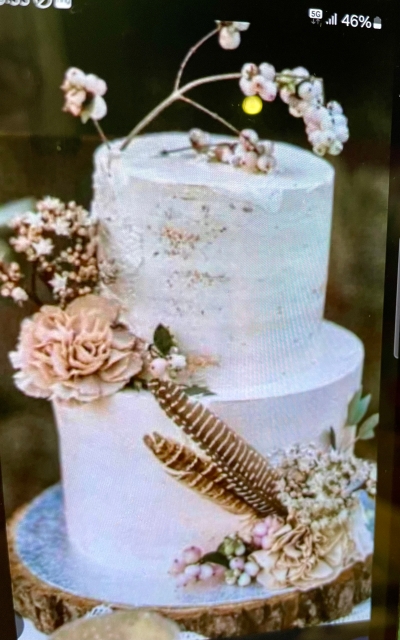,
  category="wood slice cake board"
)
[7,502,372,638]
